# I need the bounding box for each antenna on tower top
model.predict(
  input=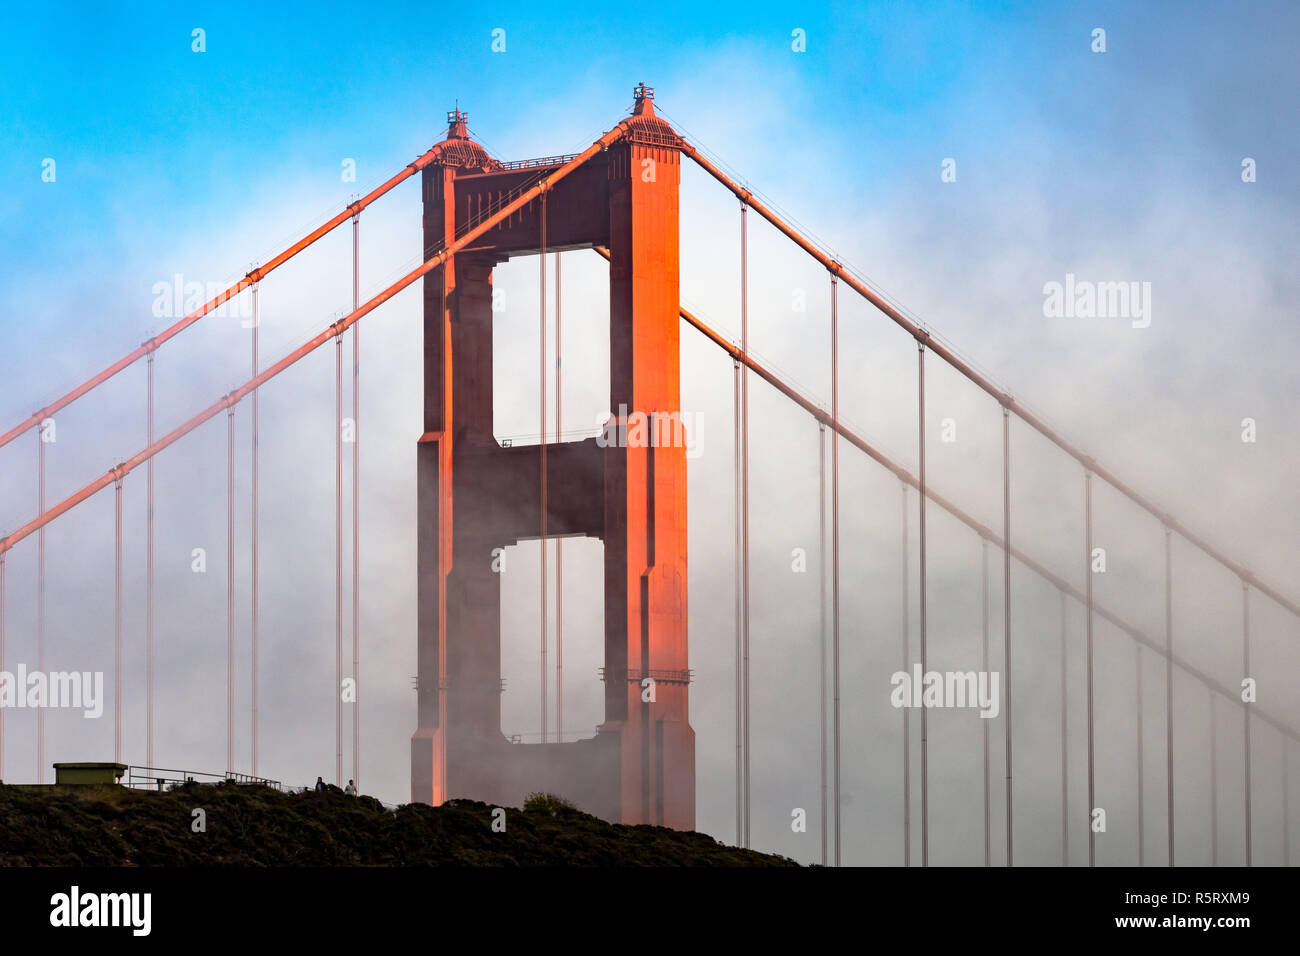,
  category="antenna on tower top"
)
[446,104,469,139]
[633,82,656,116]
